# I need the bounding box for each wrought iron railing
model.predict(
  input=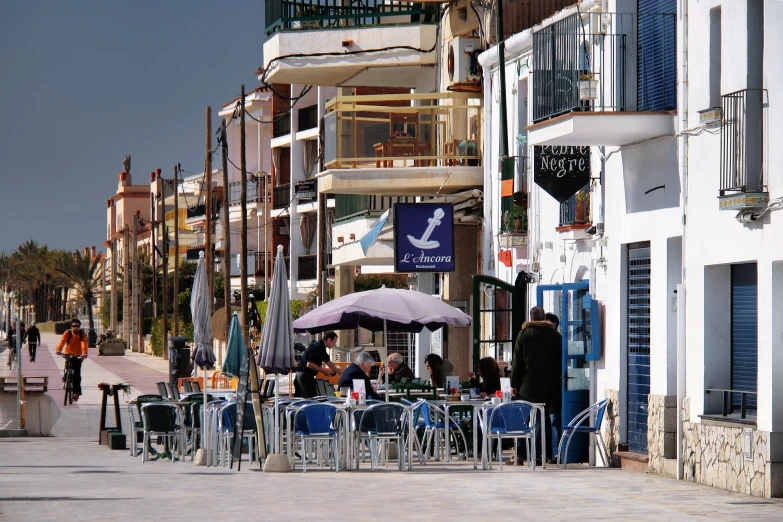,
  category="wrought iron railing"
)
[334,194,414,222]
[559,189,590,227]
[298,104,318,131]
[298,254,318,280]
[265,0,439,36]
[706,388,757,420]
[186,204,206,219]
[720,89,767,195]
[532,12,677,123]
[273,184,291,210]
